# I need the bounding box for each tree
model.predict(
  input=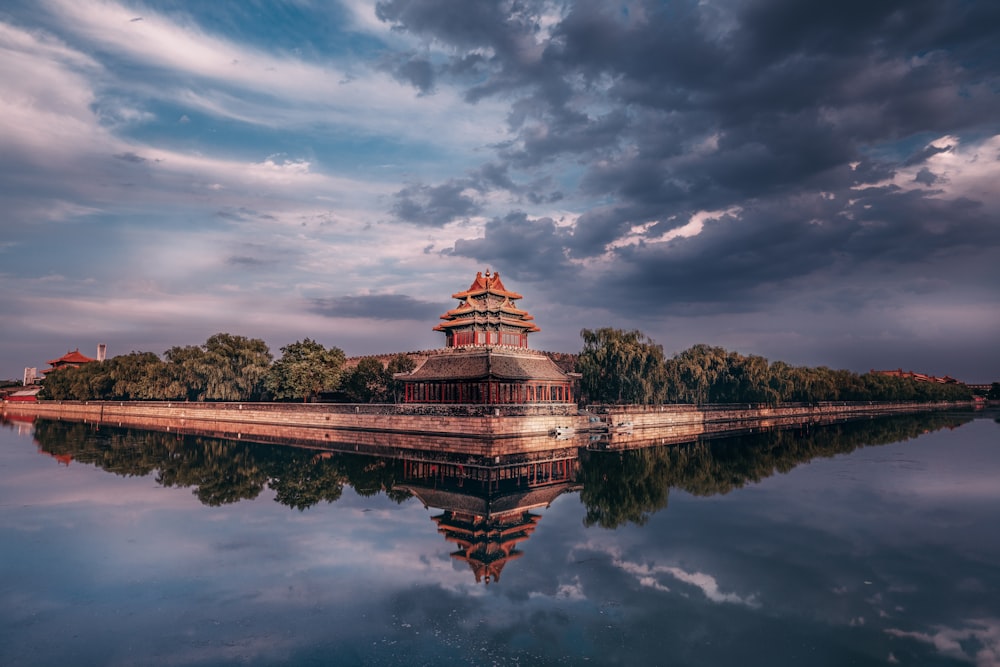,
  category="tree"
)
[163,345,209,400]
[342,357,390,403]
[577,328,669,404]
[199,333,272,401]
[108,352,166,399]
[265,338,345,402]
[386,354,416,403]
